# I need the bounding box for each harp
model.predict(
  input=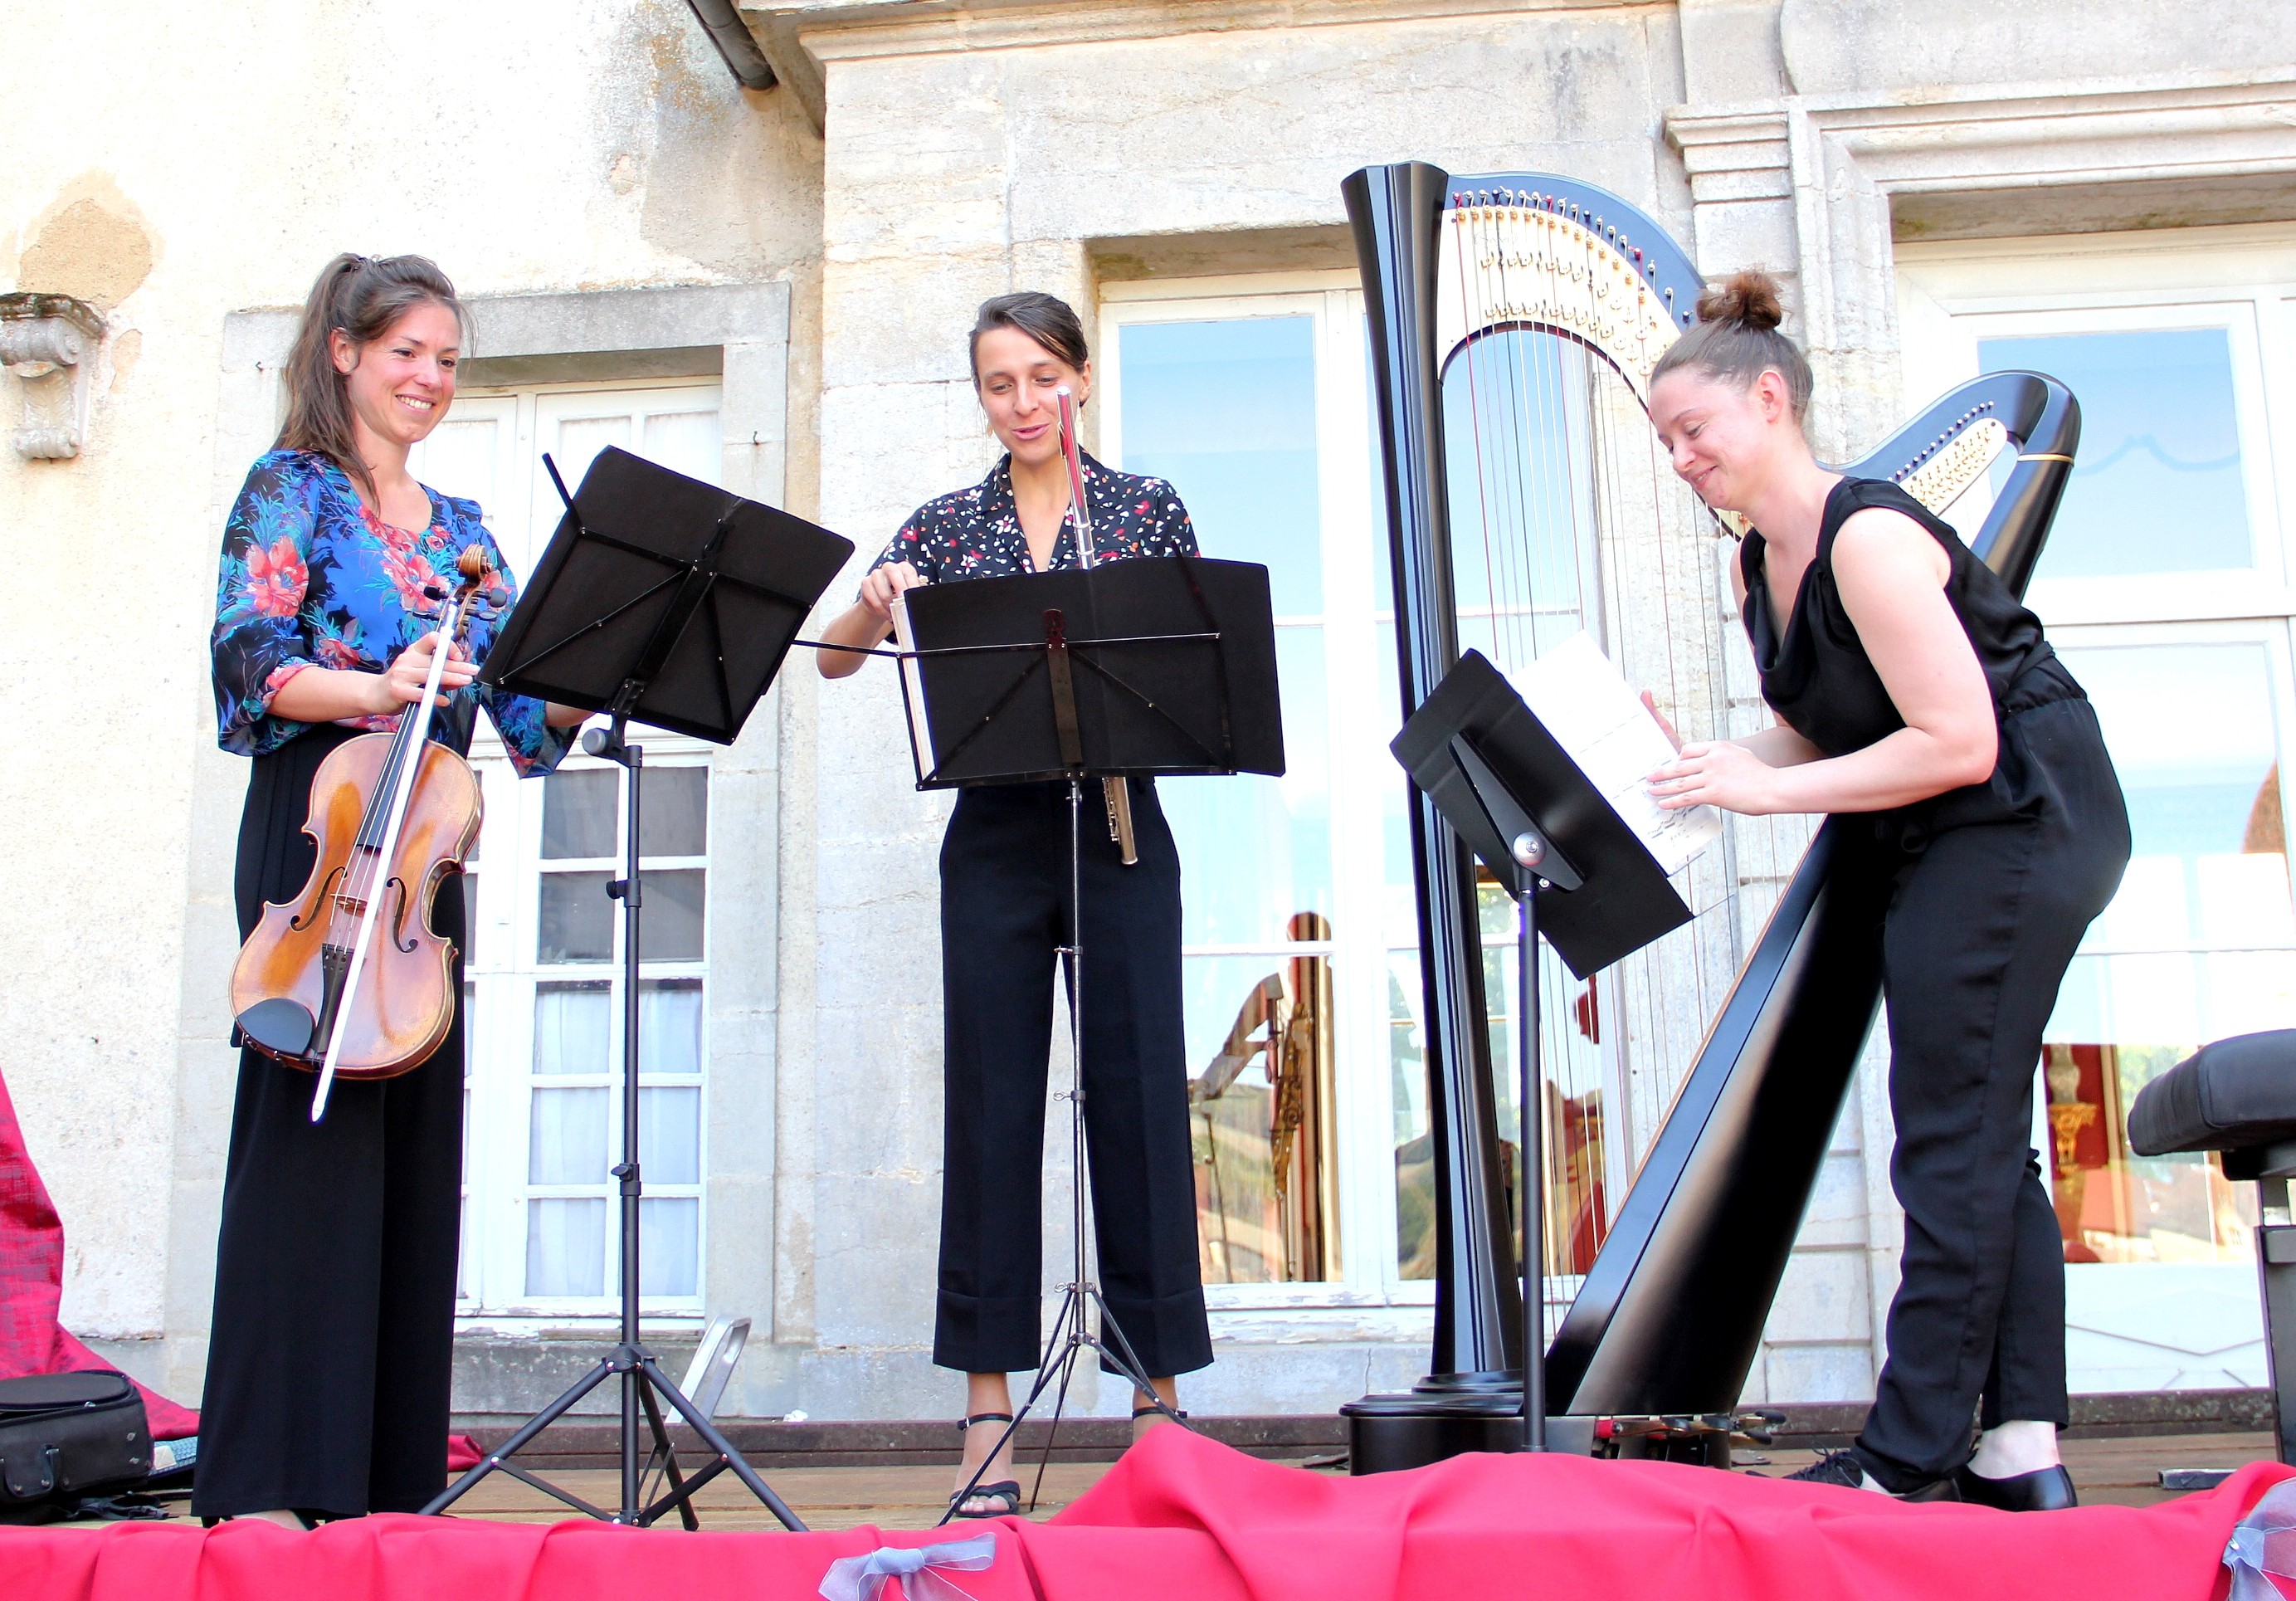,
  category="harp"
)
[1340,162,2077,1468]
